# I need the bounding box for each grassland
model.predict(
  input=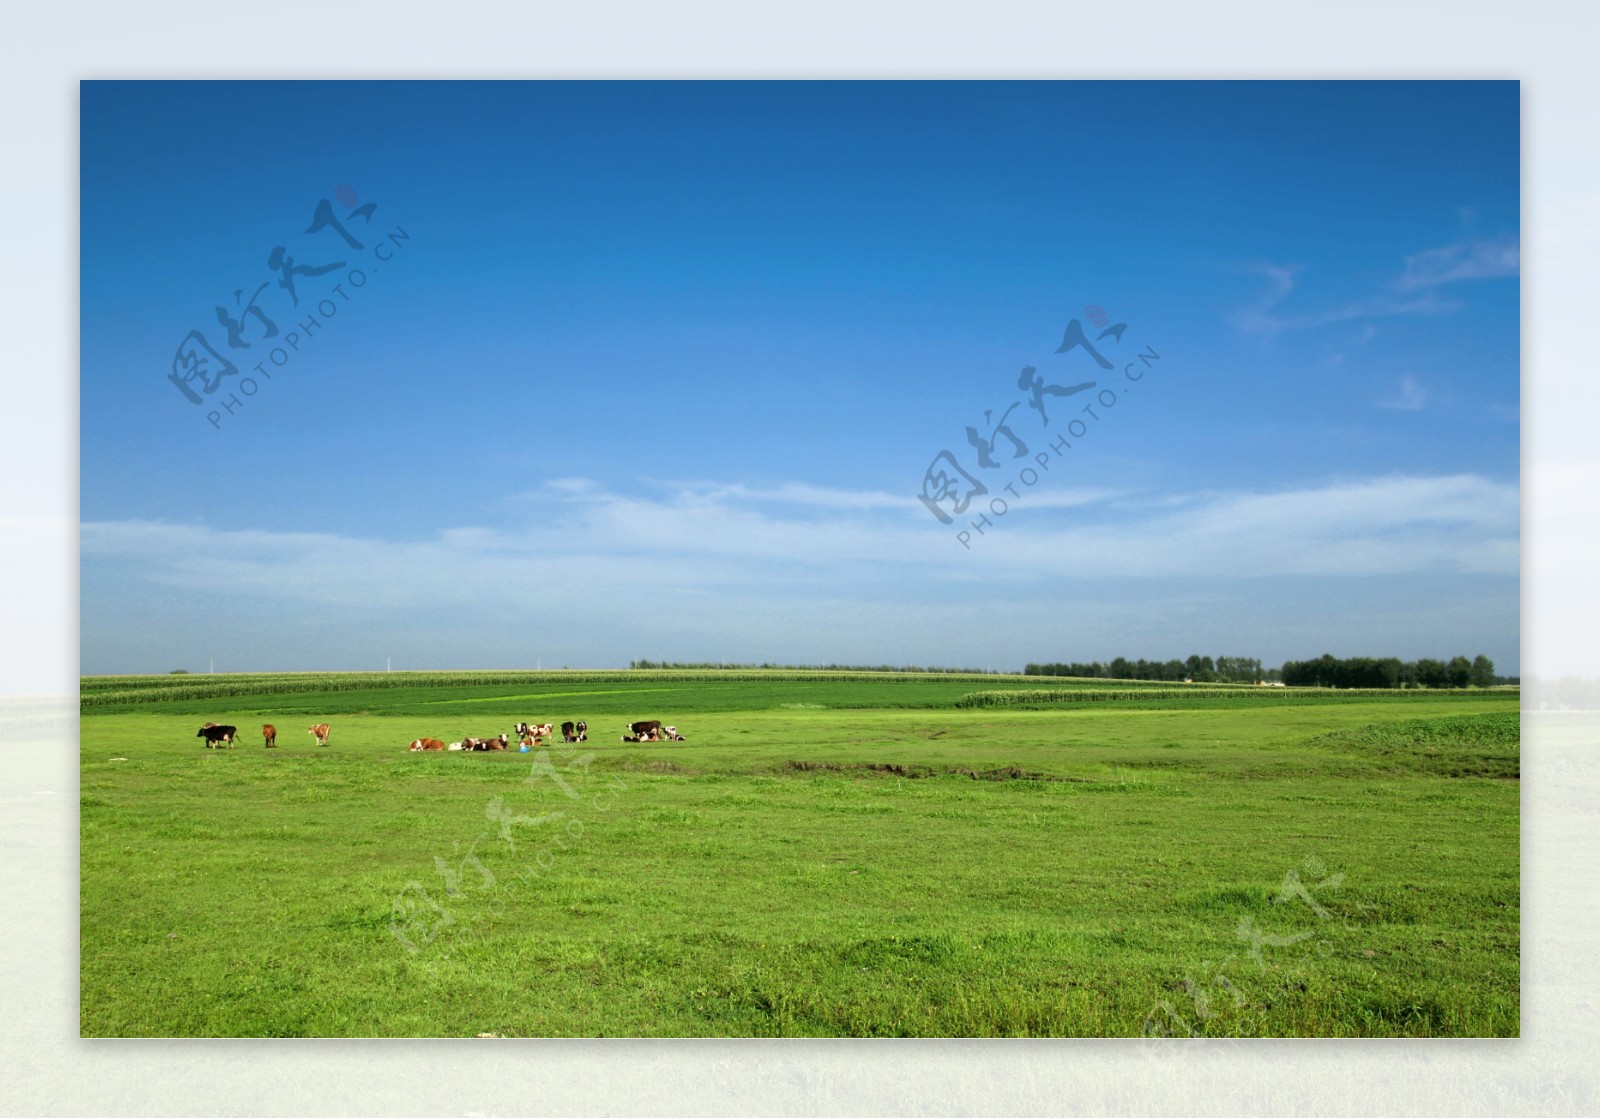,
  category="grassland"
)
[79,671,1519,1037]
